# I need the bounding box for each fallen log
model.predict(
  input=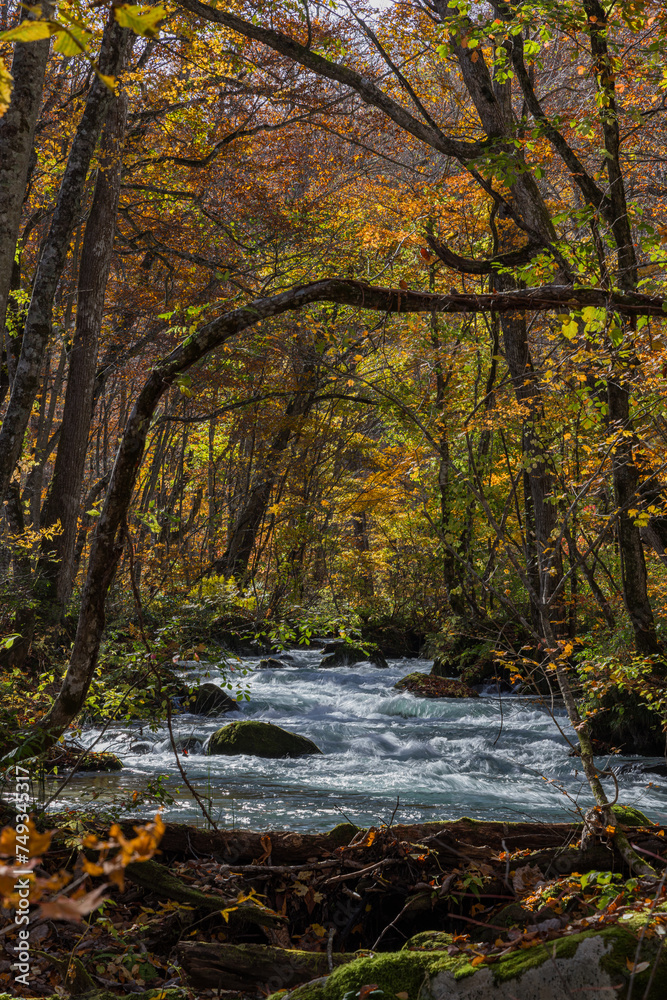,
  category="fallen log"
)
[177,941,354,990]
[124,859,286,929]
[116,818,584,864]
